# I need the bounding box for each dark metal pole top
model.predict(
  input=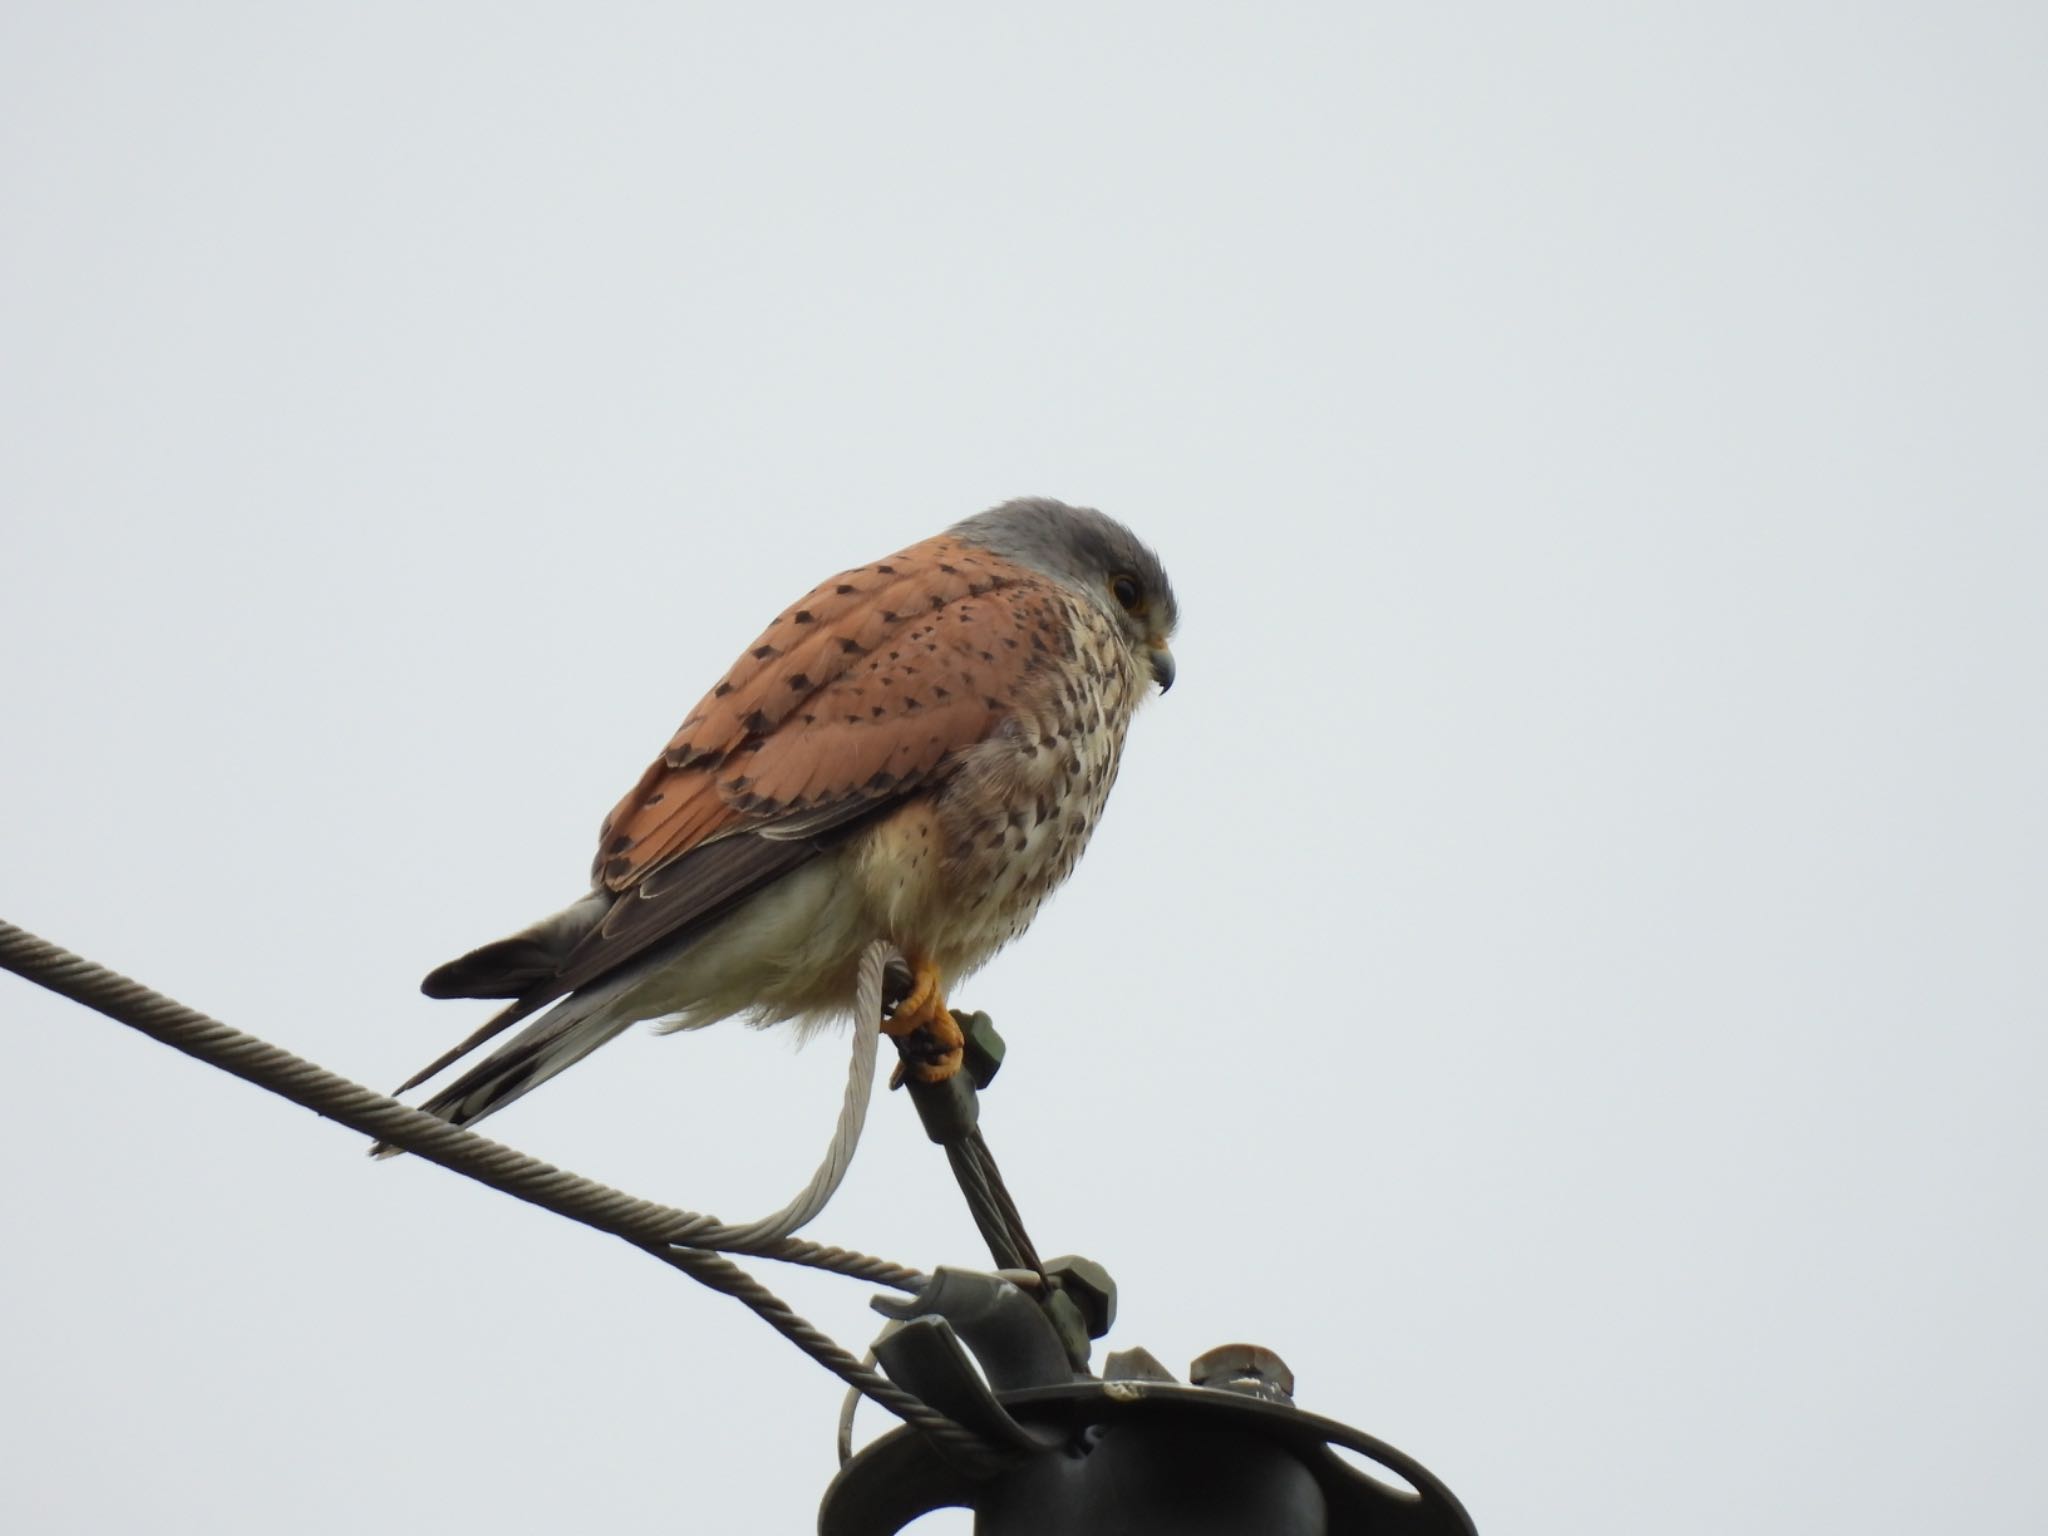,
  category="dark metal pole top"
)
[821,1268,1477,1536]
